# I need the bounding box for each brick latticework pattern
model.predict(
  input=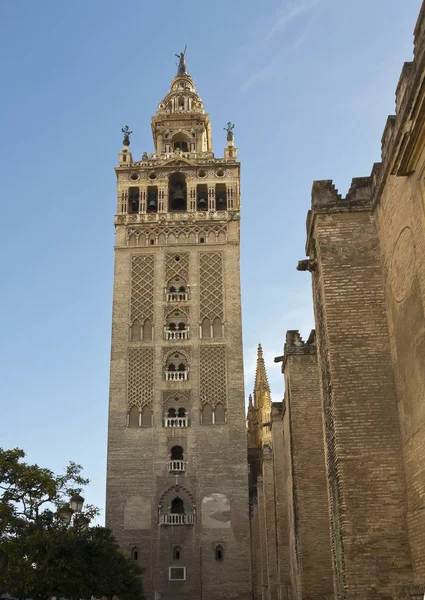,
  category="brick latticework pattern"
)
[200,345,226,406]
[165,252,189,283]
[130,255,154,323]
[199,252,223,321]
[127,223,227,246]
[127,348,154,408]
